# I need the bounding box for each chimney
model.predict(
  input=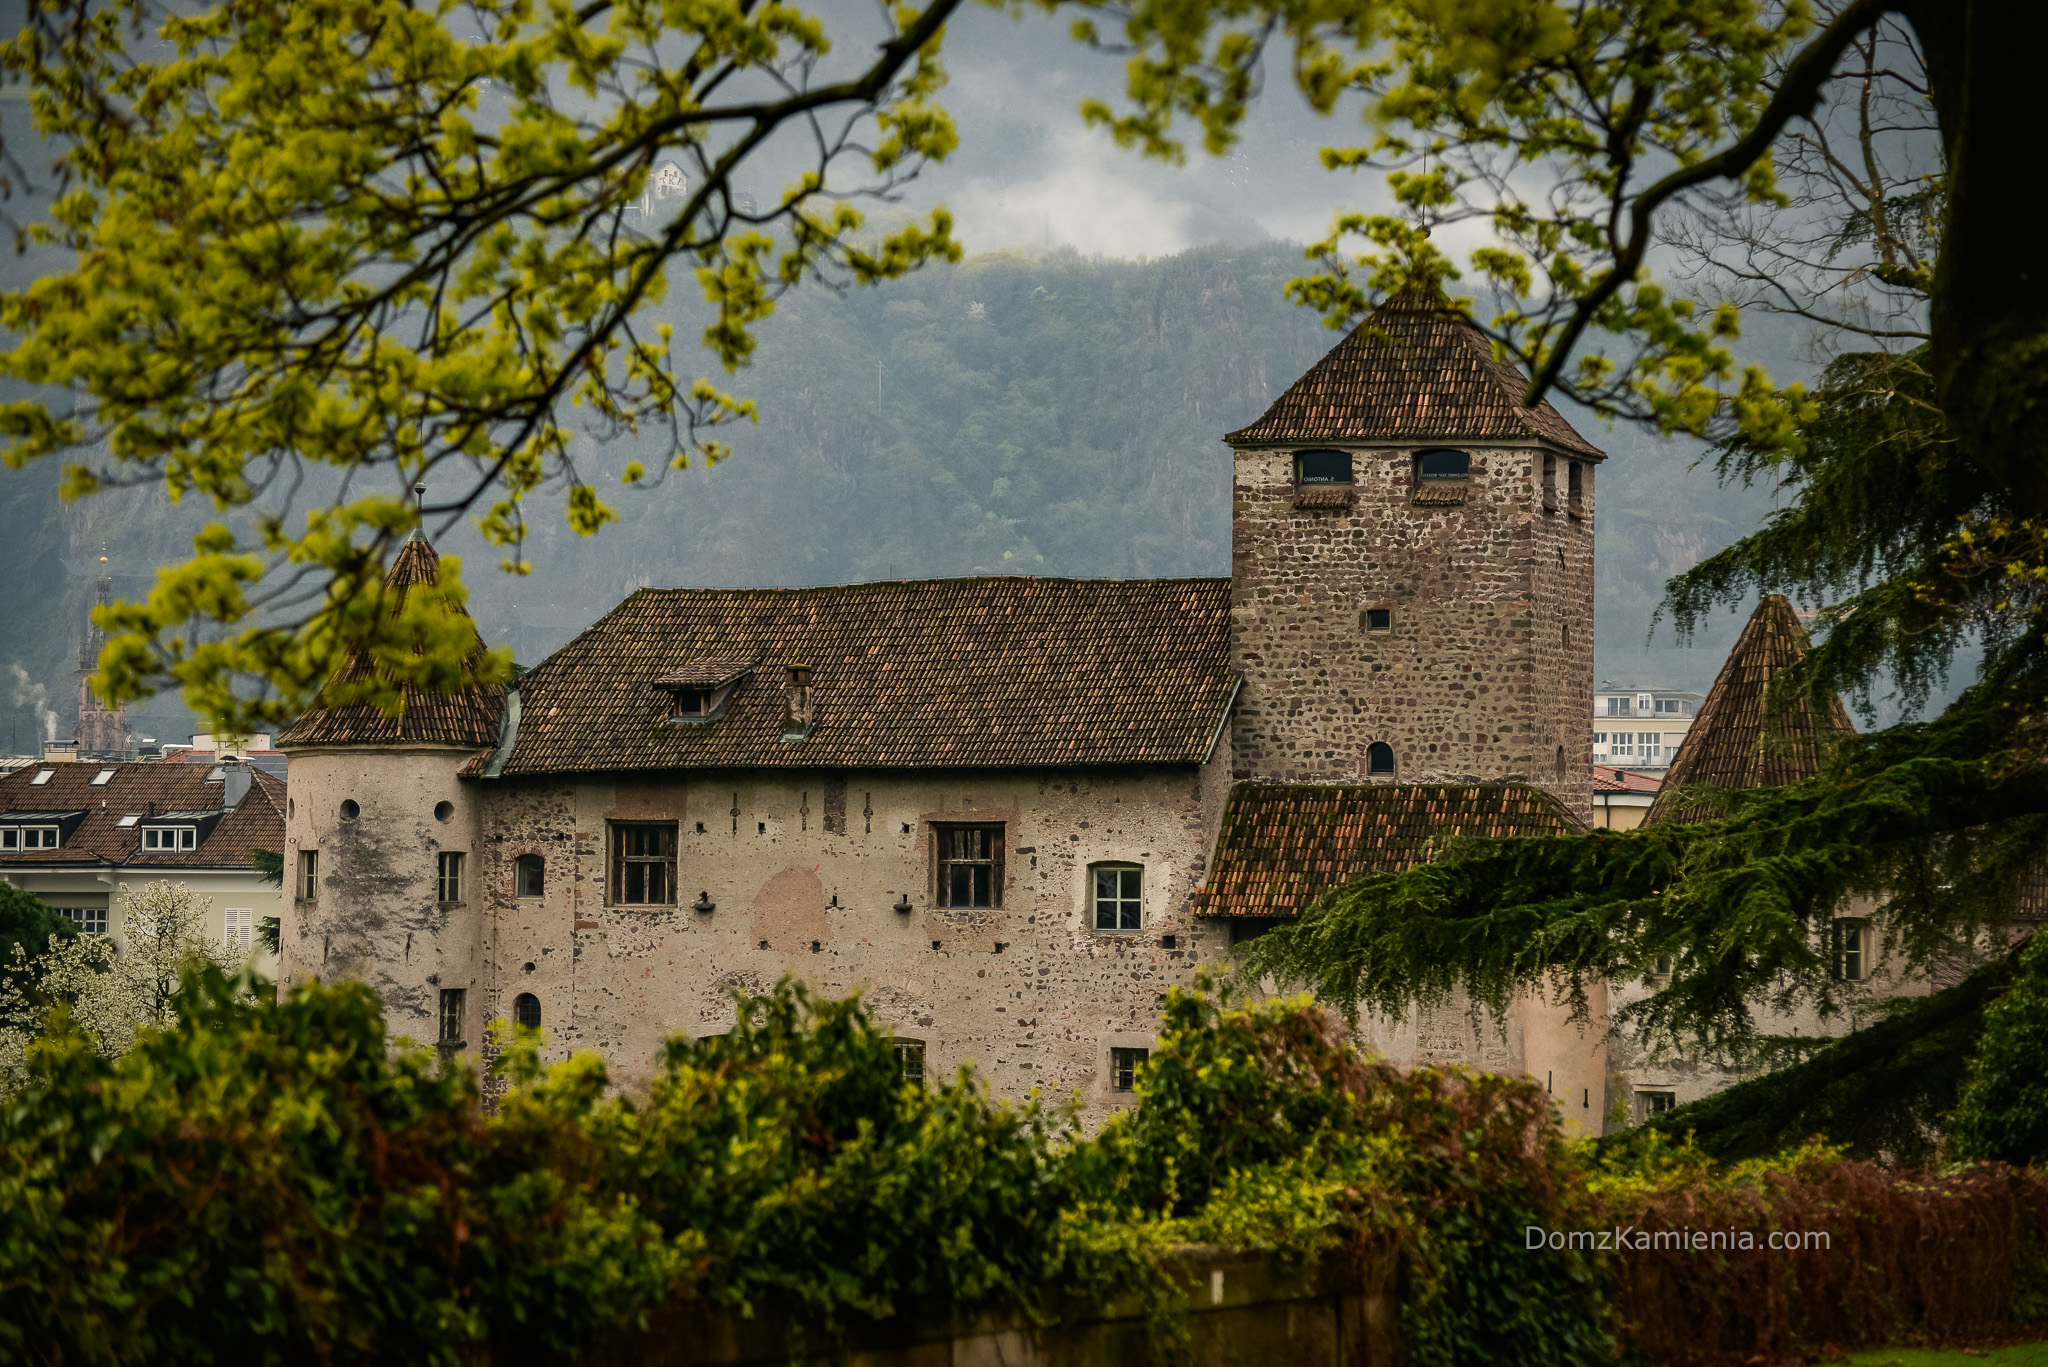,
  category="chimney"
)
[782,663,815,738]
[222,758,251,809]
